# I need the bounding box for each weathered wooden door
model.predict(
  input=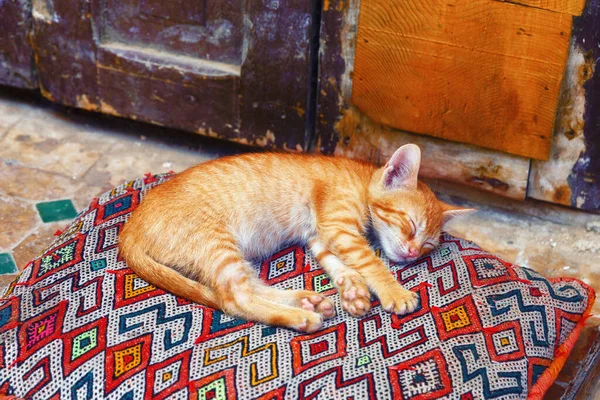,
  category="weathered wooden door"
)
[317,0,600,212]
[0,0,37,88]
[31,0,314,150]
